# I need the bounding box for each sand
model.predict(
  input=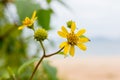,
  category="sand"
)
[48,56,120,80]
